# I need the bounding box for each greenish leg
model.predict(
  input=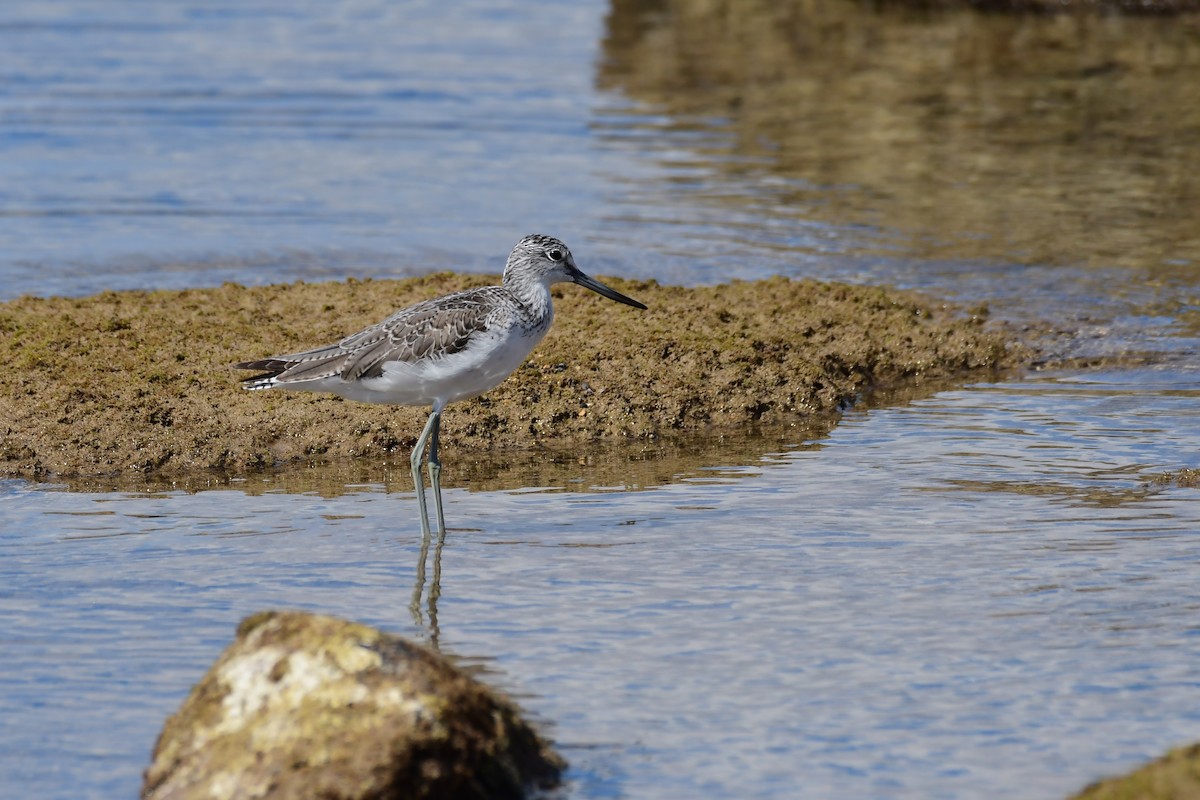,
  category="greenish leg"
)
[410,409,440,540]
[426,409,446,537]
